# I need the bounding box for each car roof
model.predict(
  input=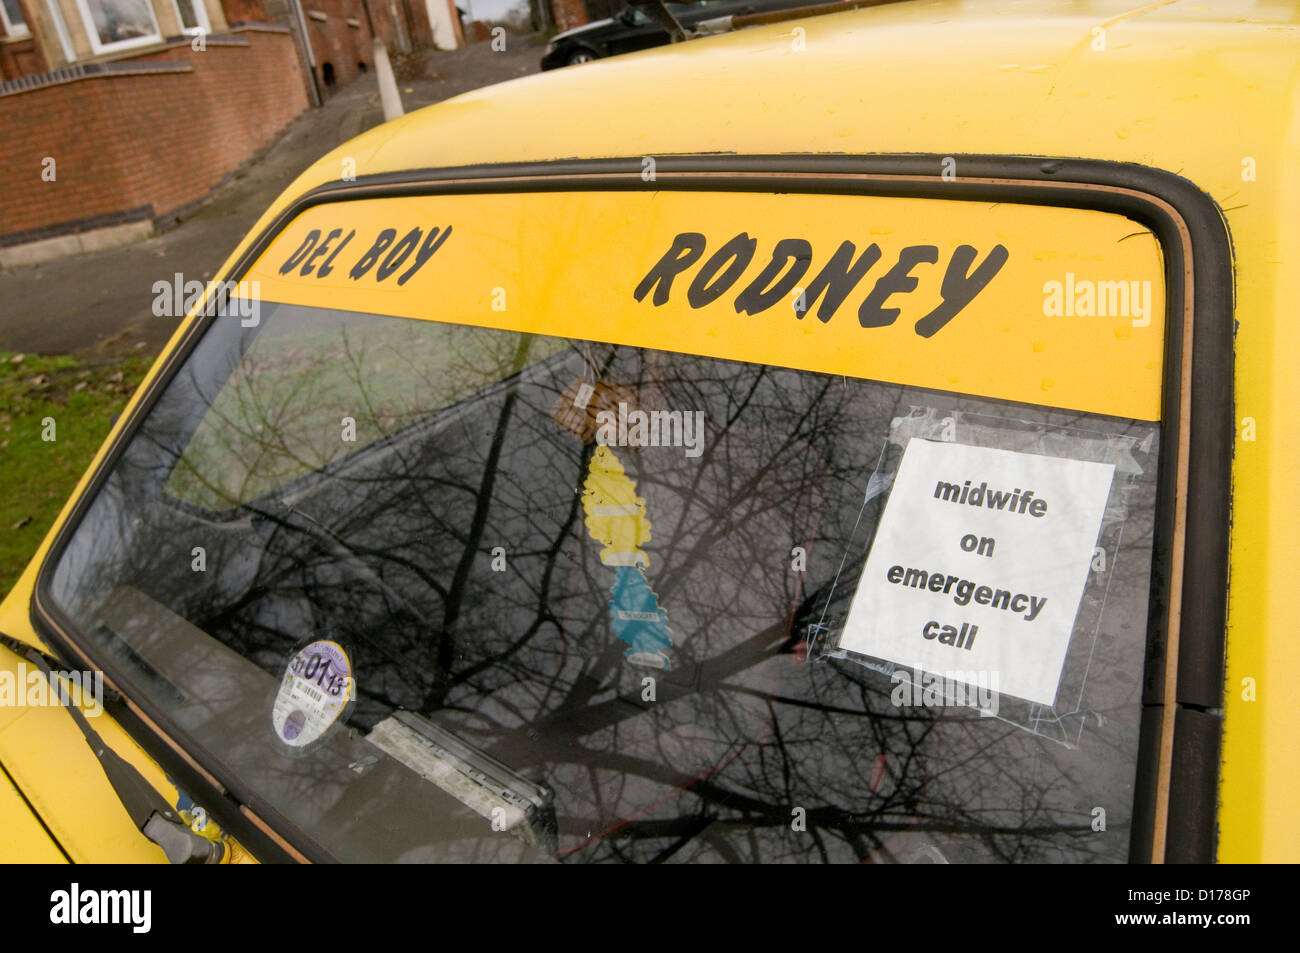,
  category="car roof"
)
[264,0,1295,201]
[223,0,1298,336]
